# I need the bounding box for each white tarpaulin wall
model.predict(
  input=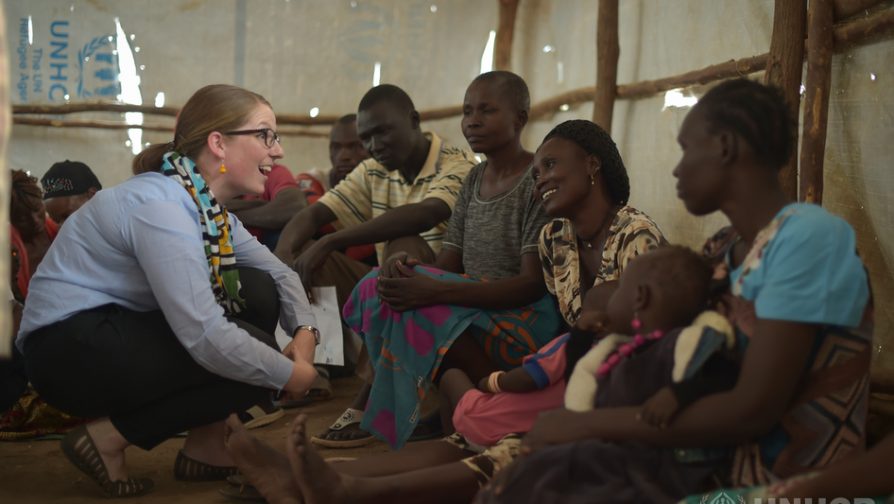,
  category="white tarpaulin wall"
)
[4,0,893,378]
